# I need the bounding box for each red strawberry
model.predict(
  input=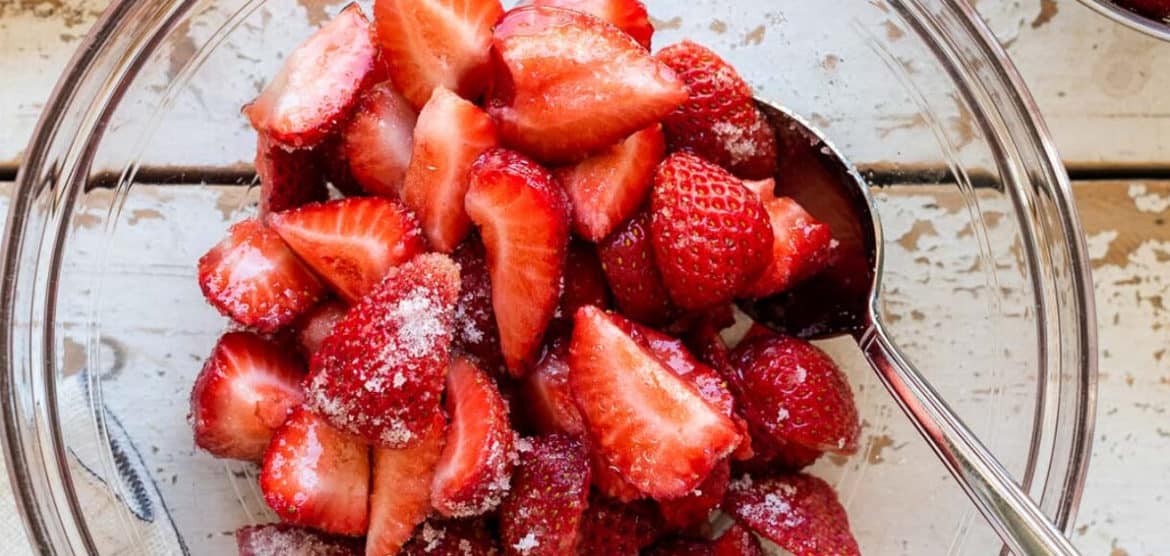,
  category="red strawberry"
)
[555,125,665,242]
[657,458,730,530]
[341,81,418,198]
[198,219,325,332]
[650,152,773,310]
[294,300,348,359]
[643,538,711,556]
[320,135,364,197]
[729,334,859,454]
[373,0,503,109]
[245,5,380,149]
[255,133,328,216]
[725,473,860,556]
[401,519,501,555]
[735,424,823,475]
[261,408,370,536]
[268,197,426,304]
[189,332,306,461]
[235,523,362,556]
[1117,0,1170,19]
[740,178,833,298]
[655,41,778,180]
[568,306,740,499]
[451,238,506,376]
[521,0,653,48]
[576,497,664,555]
[305,253,459,447]
[487,6,687,163]
[367,415,447,556]
[713,523,764,556]
[432,358,516,517]
[465,149,571,374]
[401,87,499,253]
[598,212,675,325]
[499,434,591,556]
[591,449,645,502]
[558,242,611,323]
[616,320,737,420]
[518,336,584,436]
